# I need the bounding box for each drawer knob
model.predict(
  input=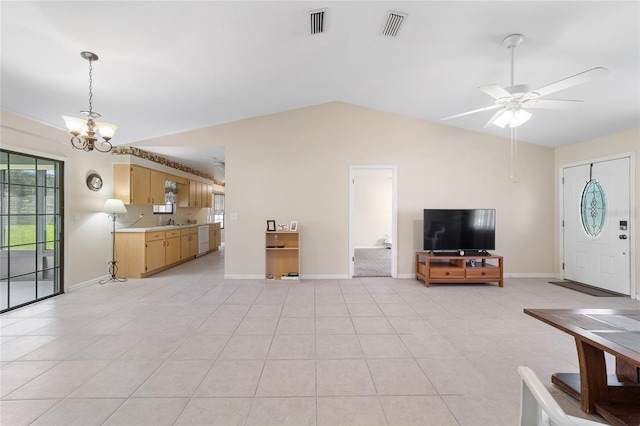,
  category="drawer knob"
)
[481,272,486,275]
[445,272,450,276]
